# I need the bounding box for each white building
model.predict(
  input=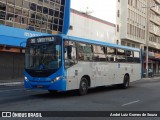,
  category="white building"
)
[116,0,160,74]
[116,0,146,48]
[68,9,116,44]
